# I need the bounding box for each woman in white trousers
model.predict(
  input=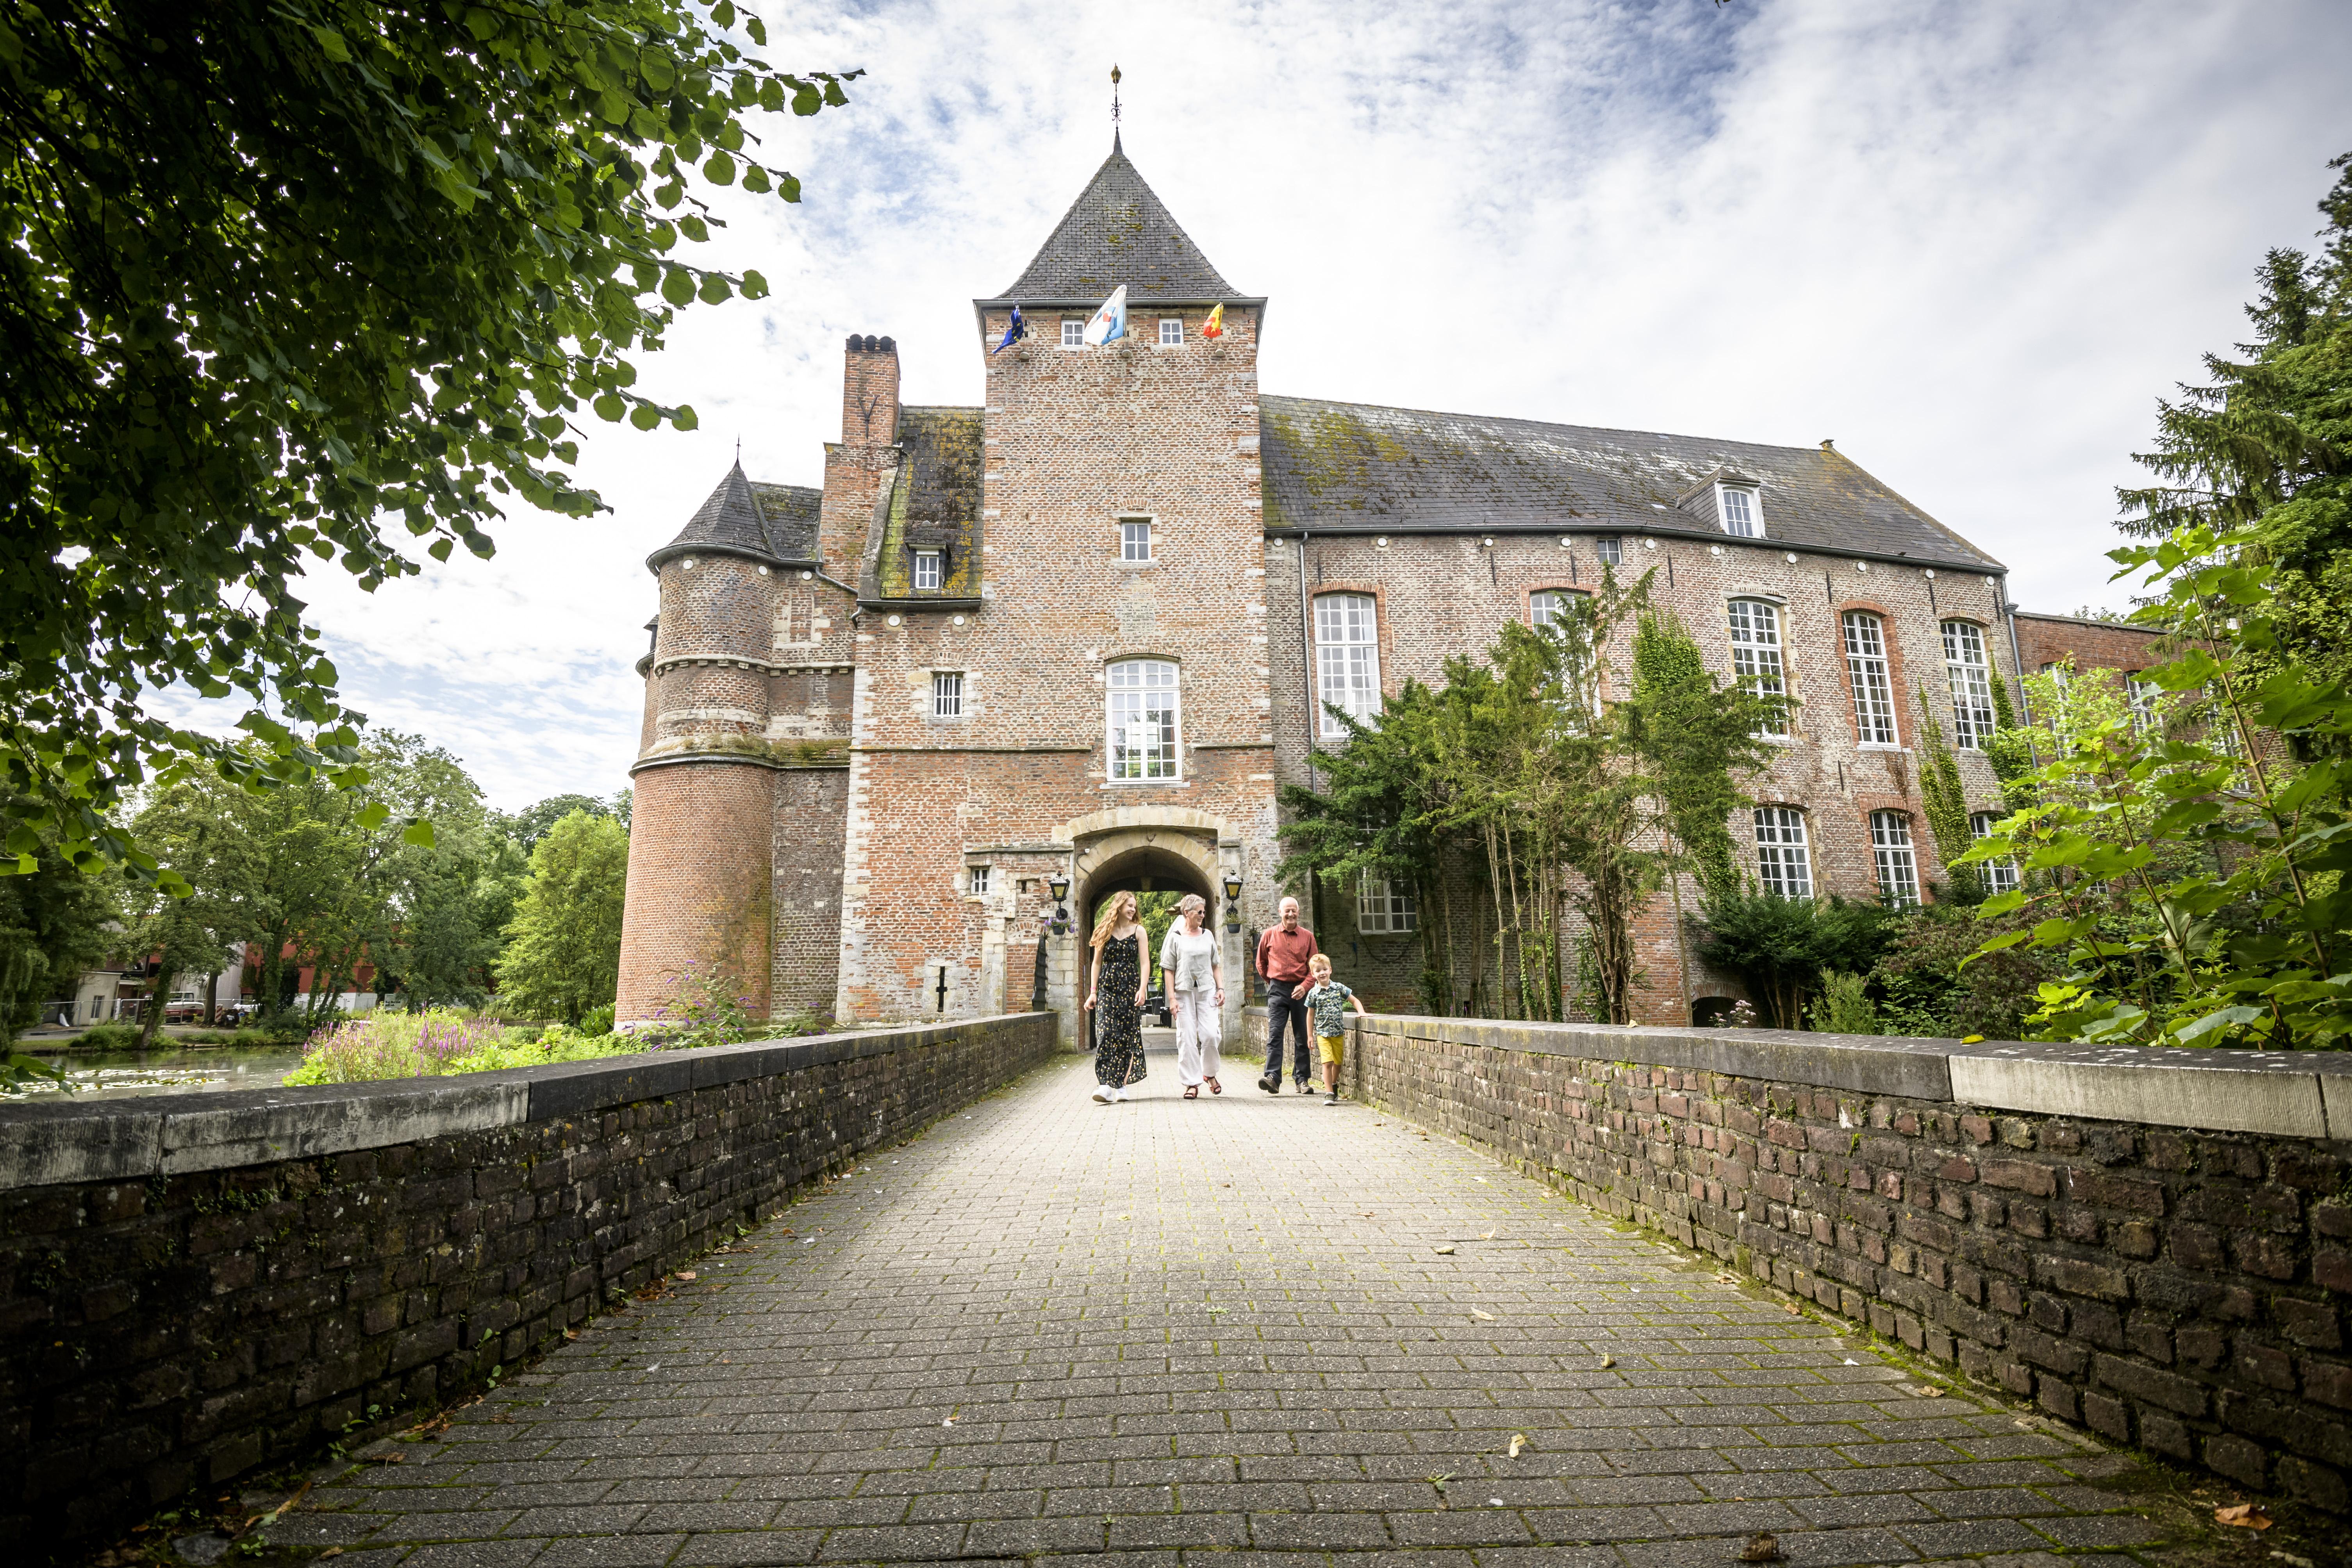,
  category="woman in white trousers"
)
[1160,894,1225,1098]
